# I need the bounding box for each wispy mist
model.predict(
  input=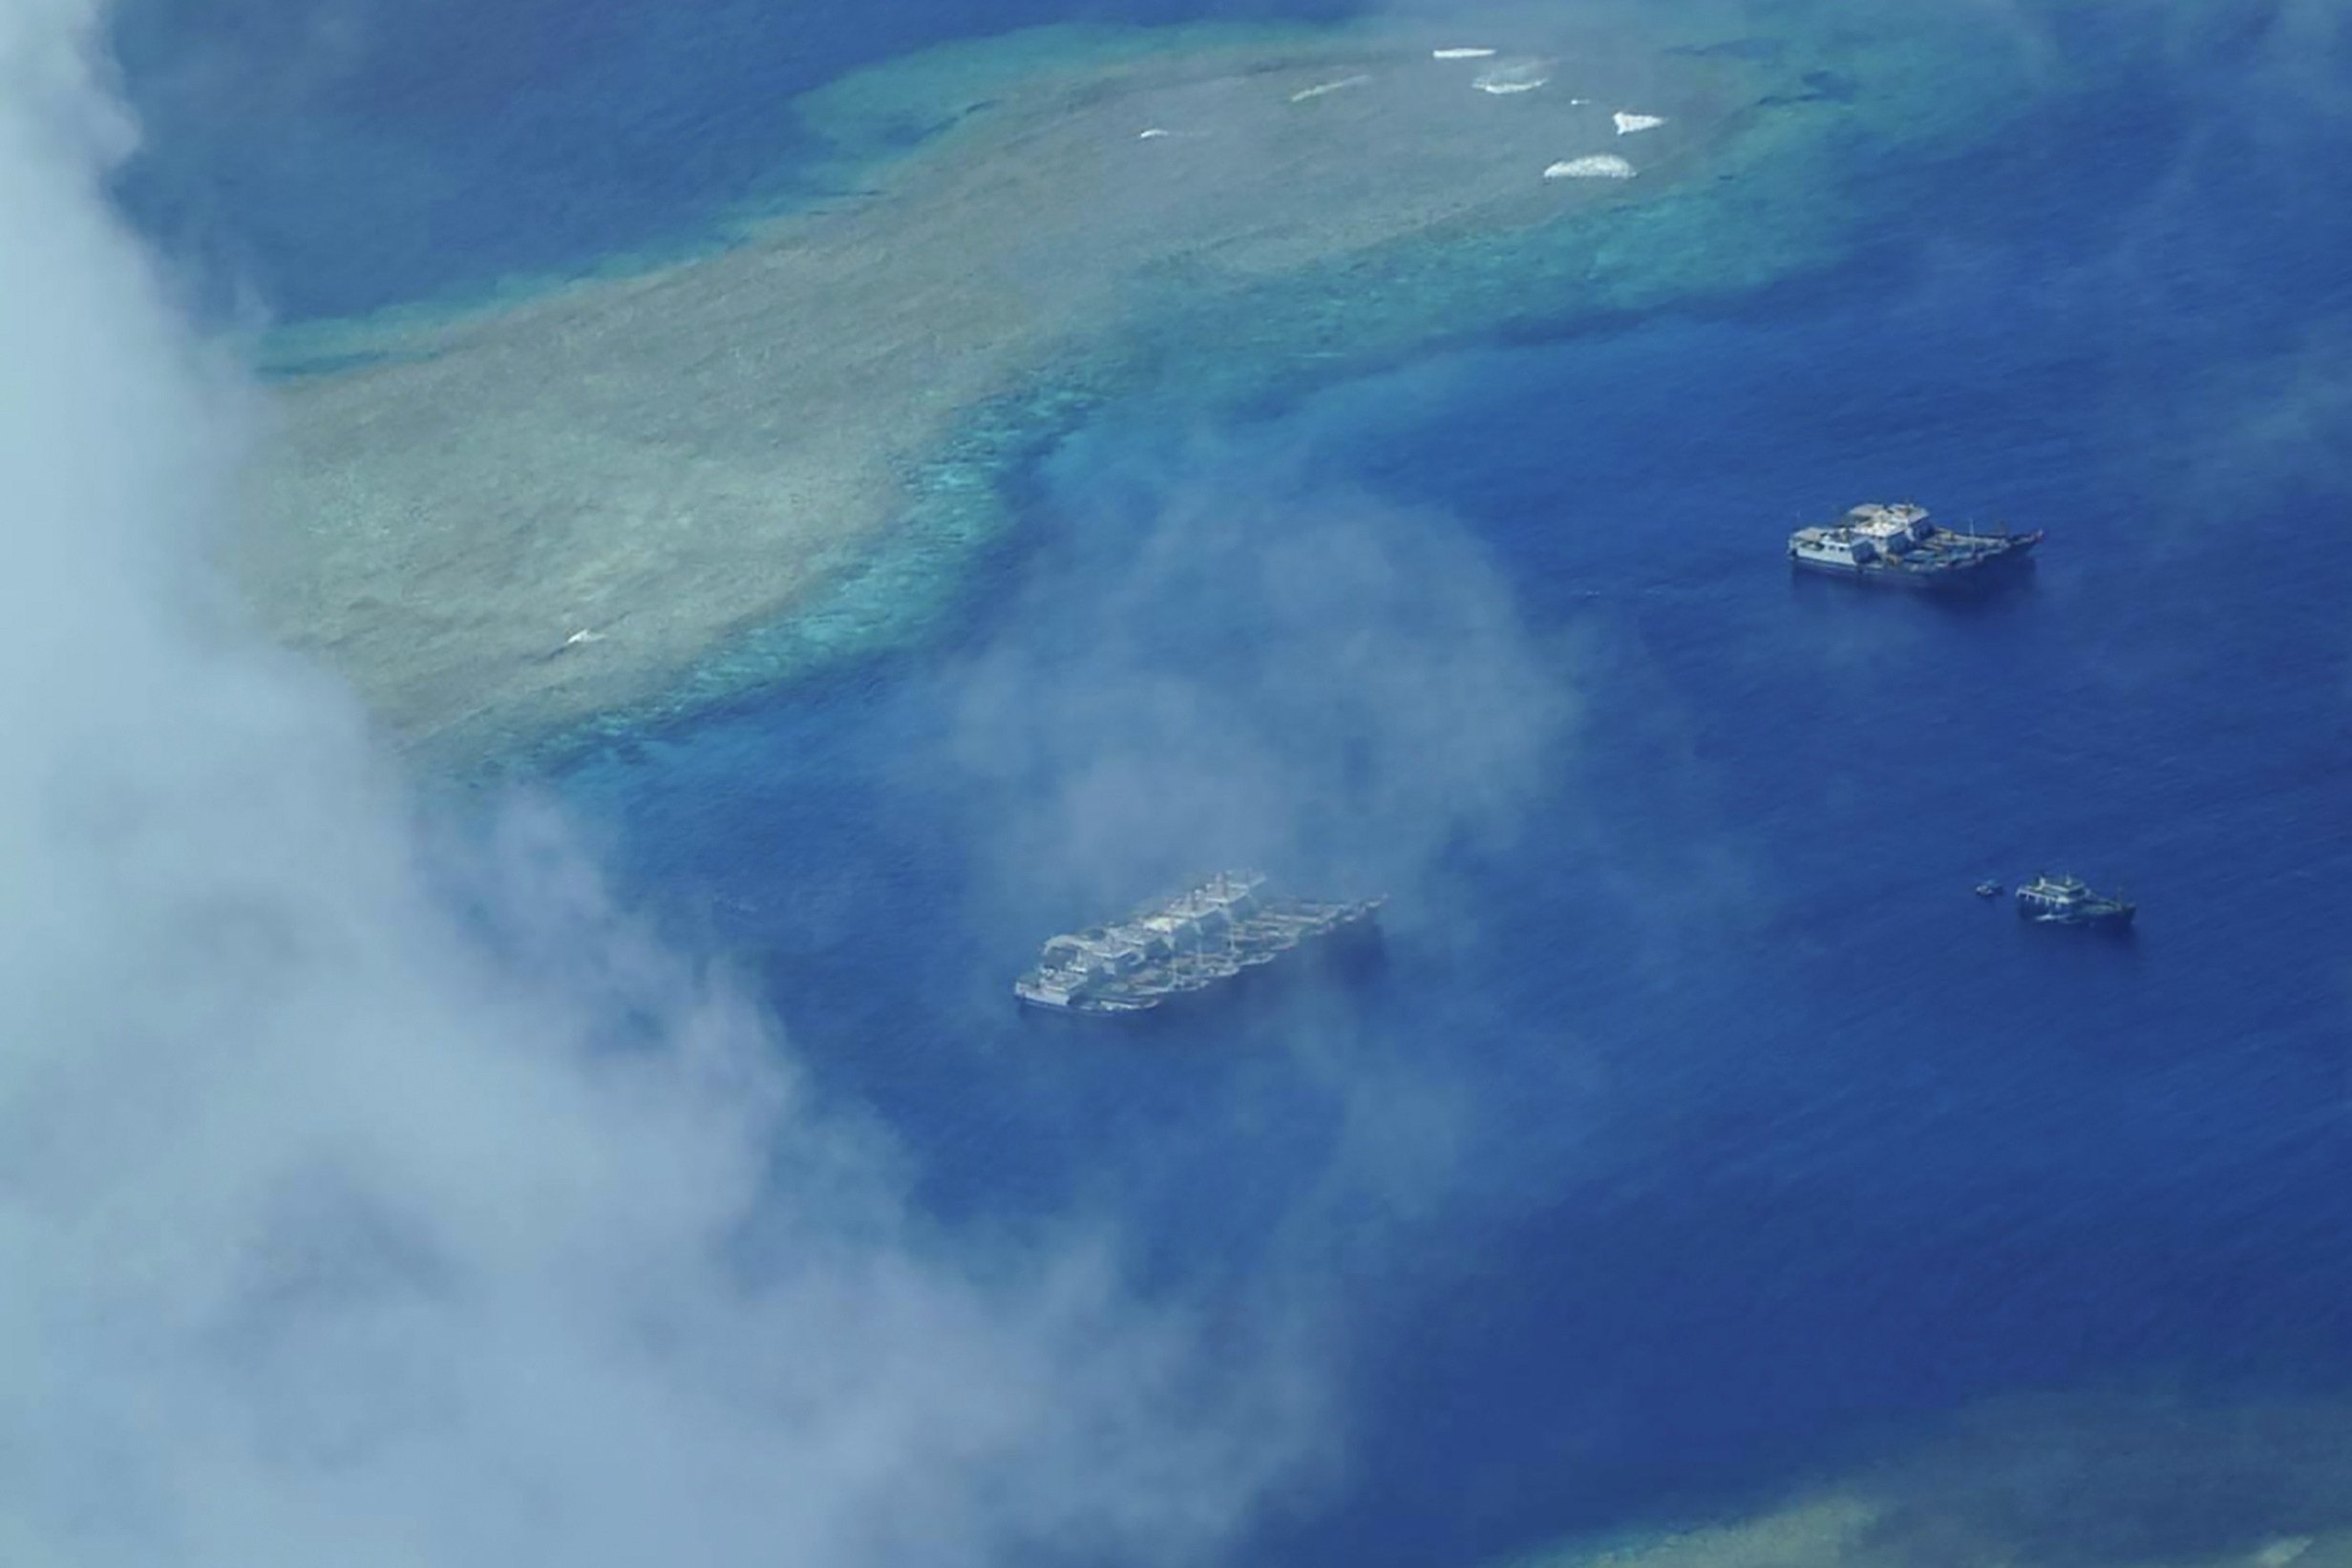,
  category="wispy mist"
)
[0,10,1317,1564]
[951,424,1576,930]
